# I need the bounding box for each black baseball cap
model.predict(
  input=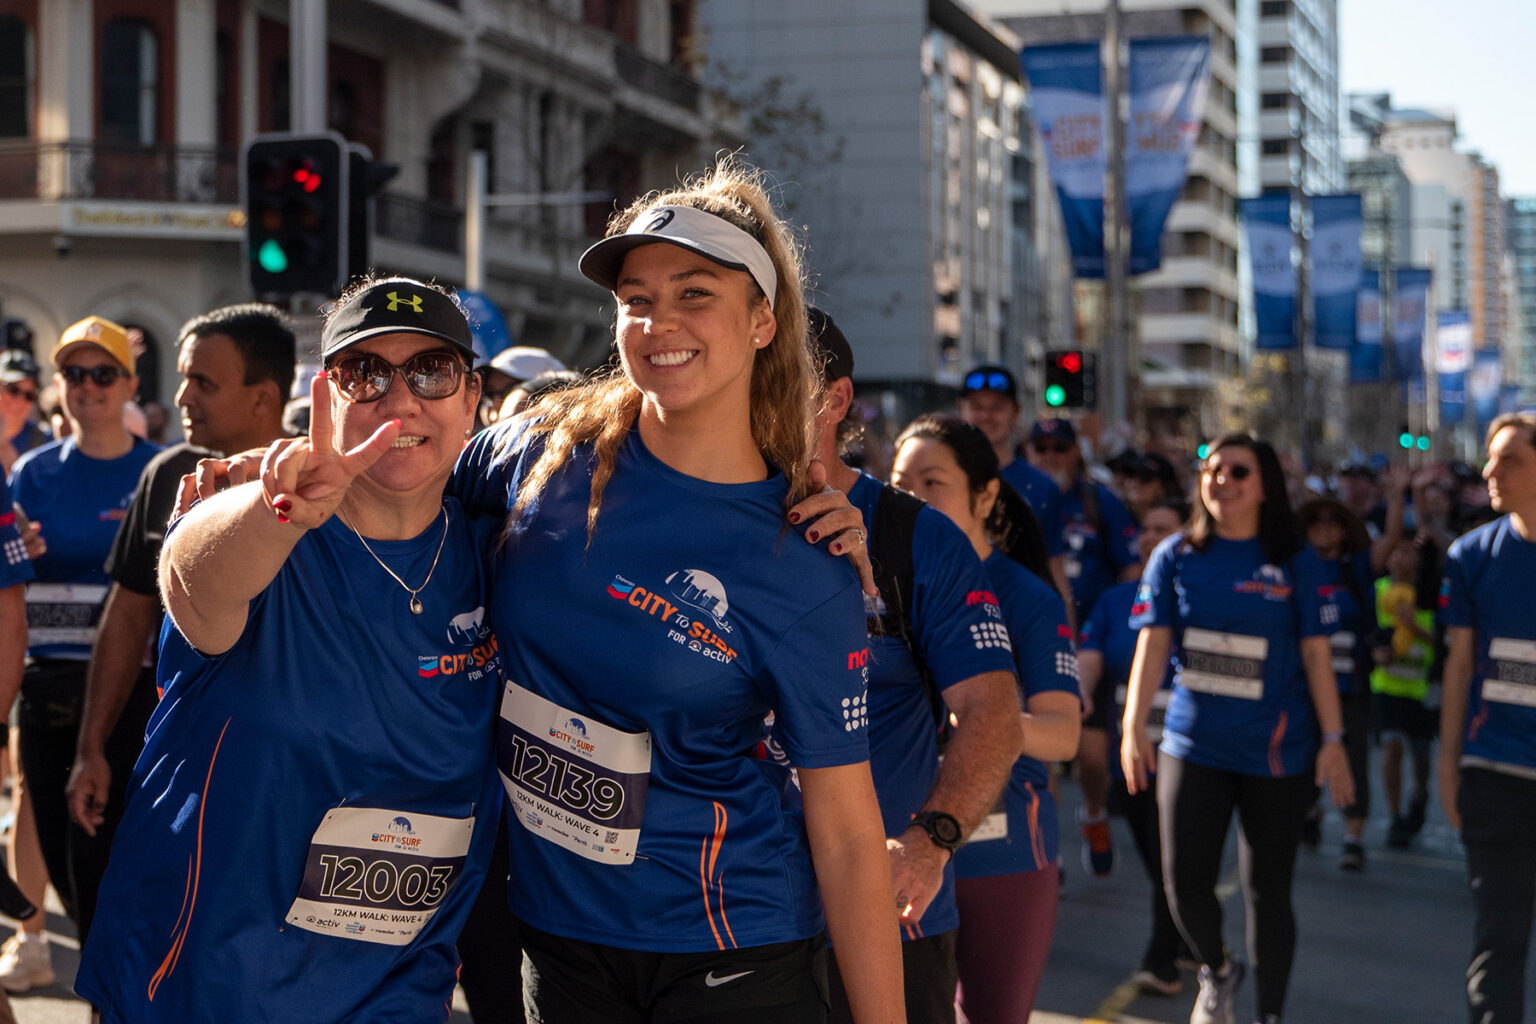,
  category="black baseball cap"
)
[0,350,39,384]
[1030,417,1077,445]
[960,364,1018,402]
[807,306,854,383]
[321,279,475,361]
